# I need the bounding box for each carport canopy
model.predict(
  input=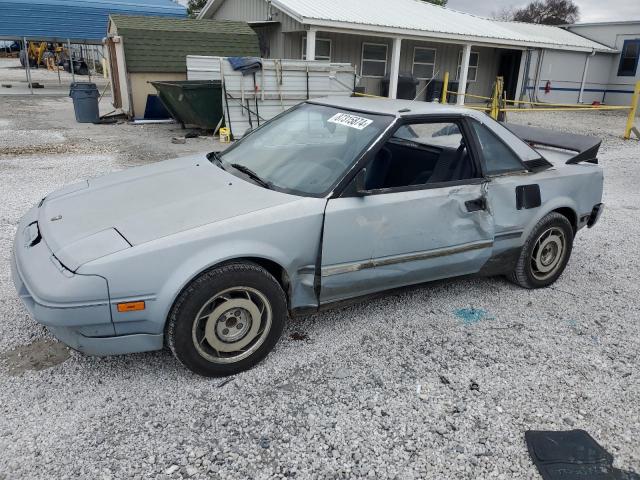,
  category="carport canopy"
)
[0,0,186,44]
